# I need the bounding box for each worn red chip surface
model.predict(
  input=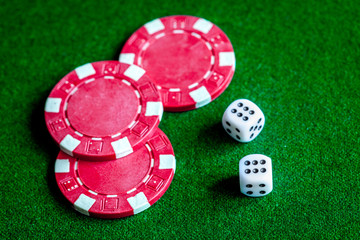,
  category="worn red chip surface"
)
[54,128,176,219]
[45,61,163,161]
[120,15,236,112]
